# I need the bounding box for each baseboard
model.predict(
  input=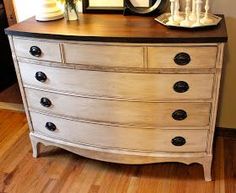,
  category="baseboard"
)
[216,127,236,138]
[0,102,24,112]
